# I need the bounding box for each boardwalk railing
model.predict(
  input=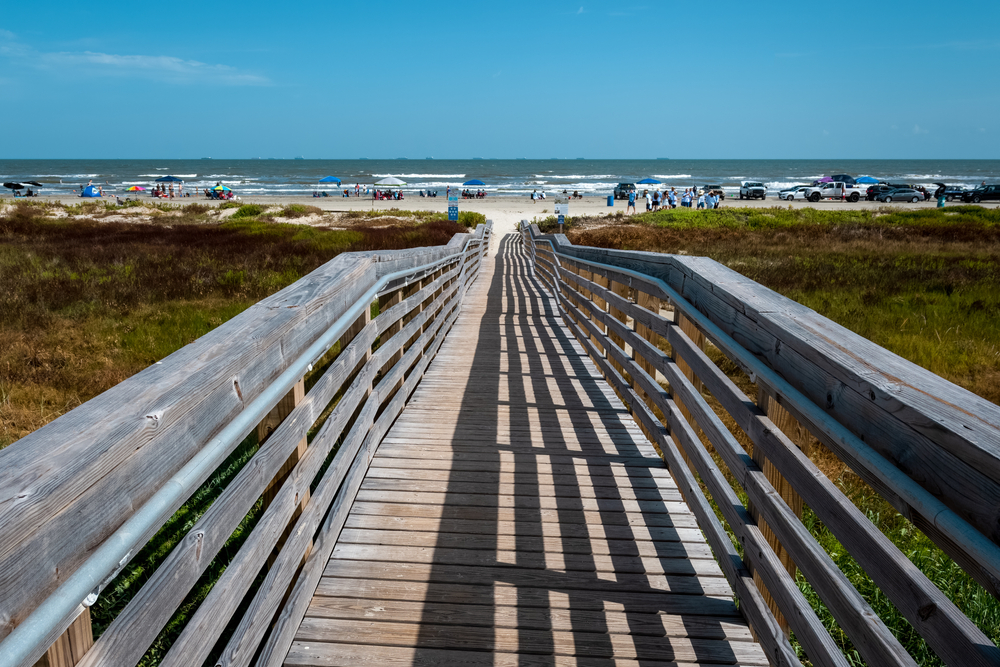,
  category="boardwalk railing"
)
[0,222,491,667]
[520,221,1000,667]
